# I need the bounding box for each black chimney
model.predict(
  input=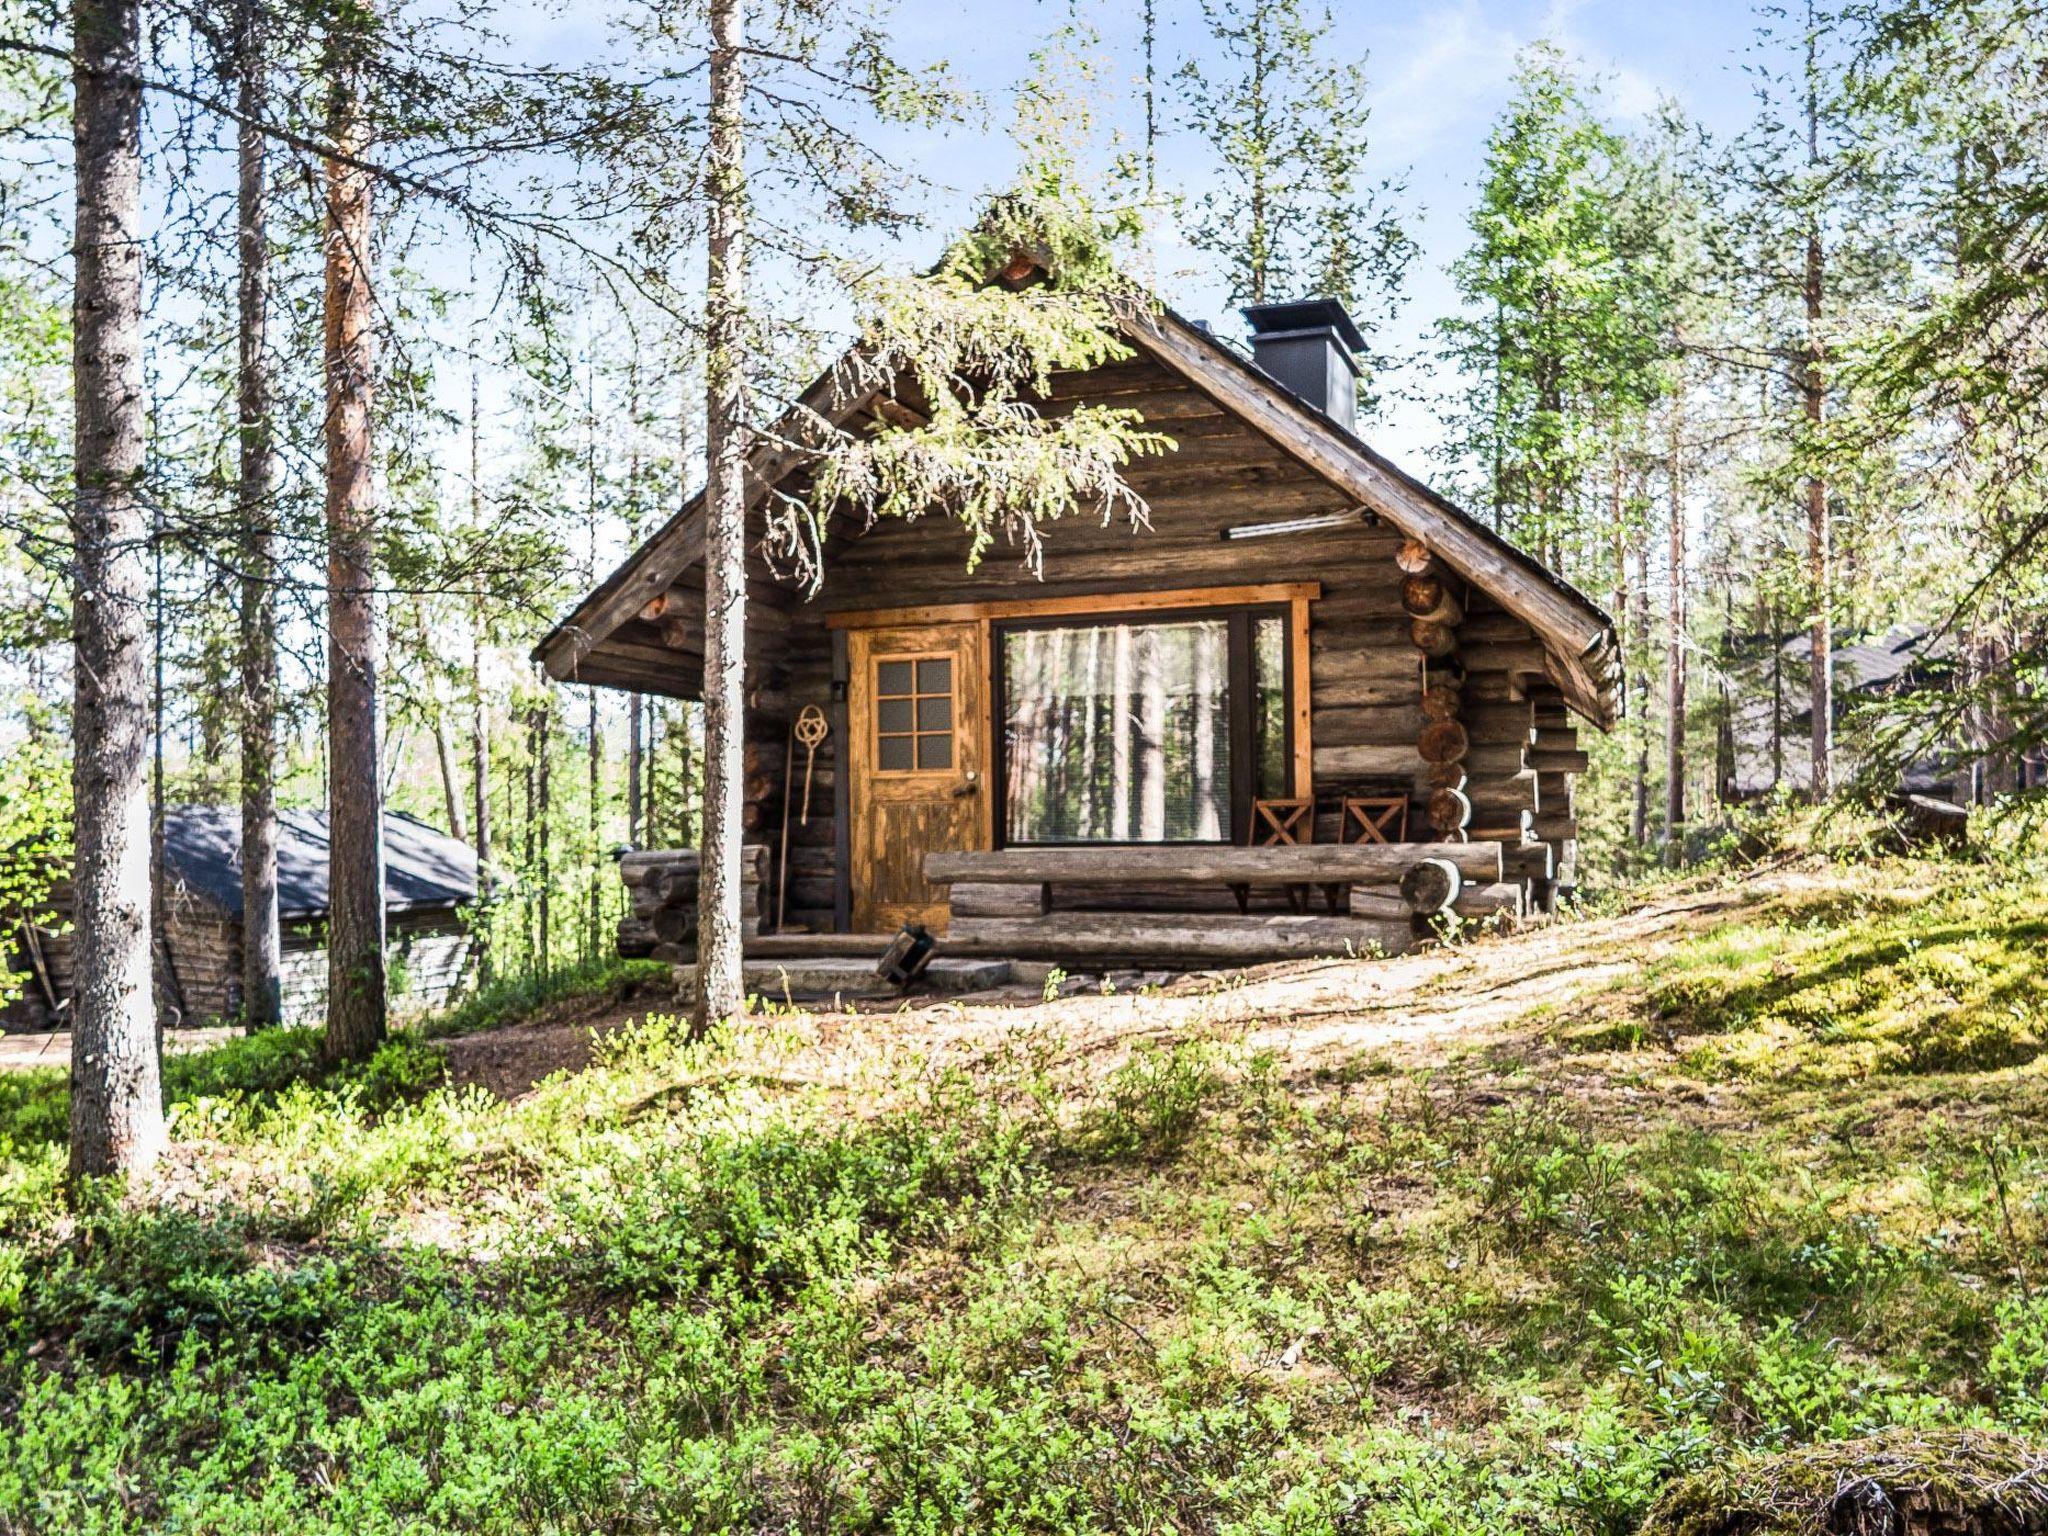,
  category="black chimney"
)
[1241,298,1364,433]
